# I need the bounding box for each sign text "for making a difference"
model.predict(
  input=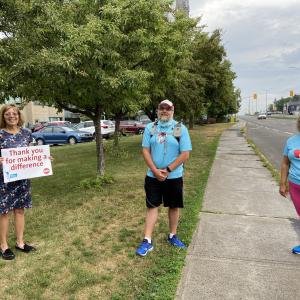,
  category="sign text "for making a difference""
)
[6,148,46,170]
